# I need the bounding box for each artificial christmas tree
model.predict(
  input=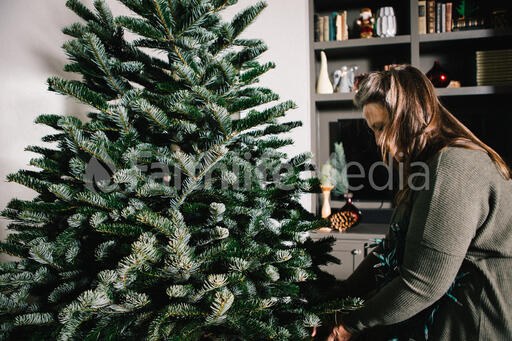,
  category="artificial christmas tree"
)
[0,1,362,340]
